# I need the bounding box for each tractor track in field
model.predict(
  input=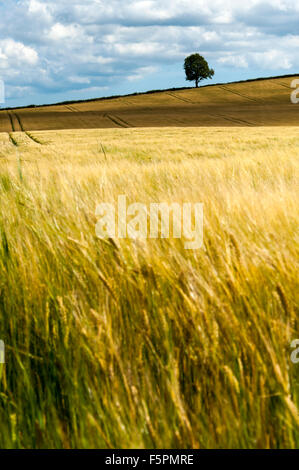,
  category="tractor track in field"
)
[7,111,16,132]
[65,105,100,128]
[7,111,43,145]
[114,115,133,127]
[166,92,195,104]
[207,112,255,127]
[24,131,44,145]
[104,113,132,128]
[7,111,20,146]
[220,85,263,103]
[65,105,79,112]
[13,112,24,131]
[273,81,292,89]
[8,133,18,146]
[64,108,133,128]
